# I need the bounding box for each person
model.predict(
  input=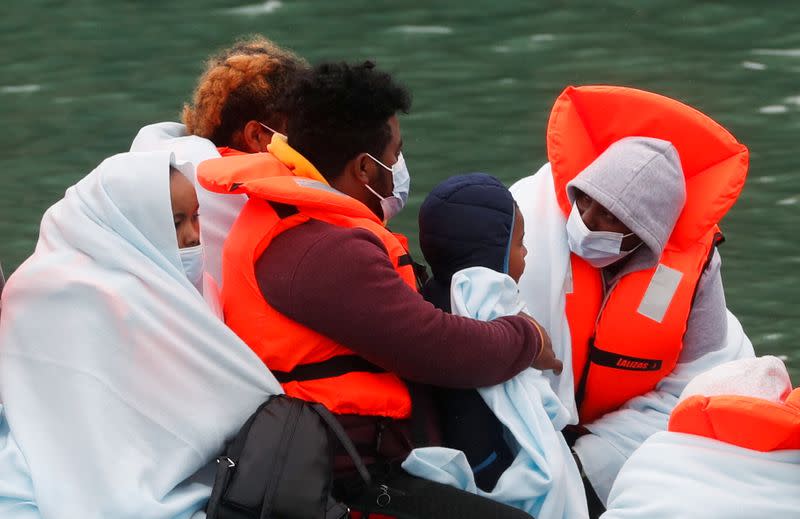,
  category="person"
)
[130,35,309,298]
[197,61,555,518]
[169,166,203,291]
[417,173,542,490]
[510,85,755,515]
[0,151,282,518]
[403,173,586,518]
[602,356,800,518]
